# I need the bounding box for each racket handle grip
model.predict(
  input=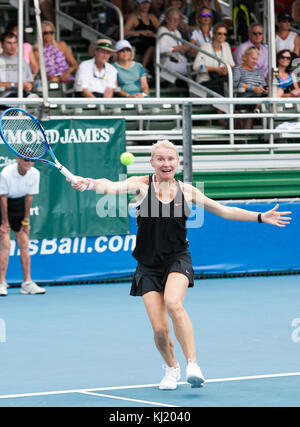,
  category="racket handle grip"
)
[60,166,77,183]
[55,160,76,183]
